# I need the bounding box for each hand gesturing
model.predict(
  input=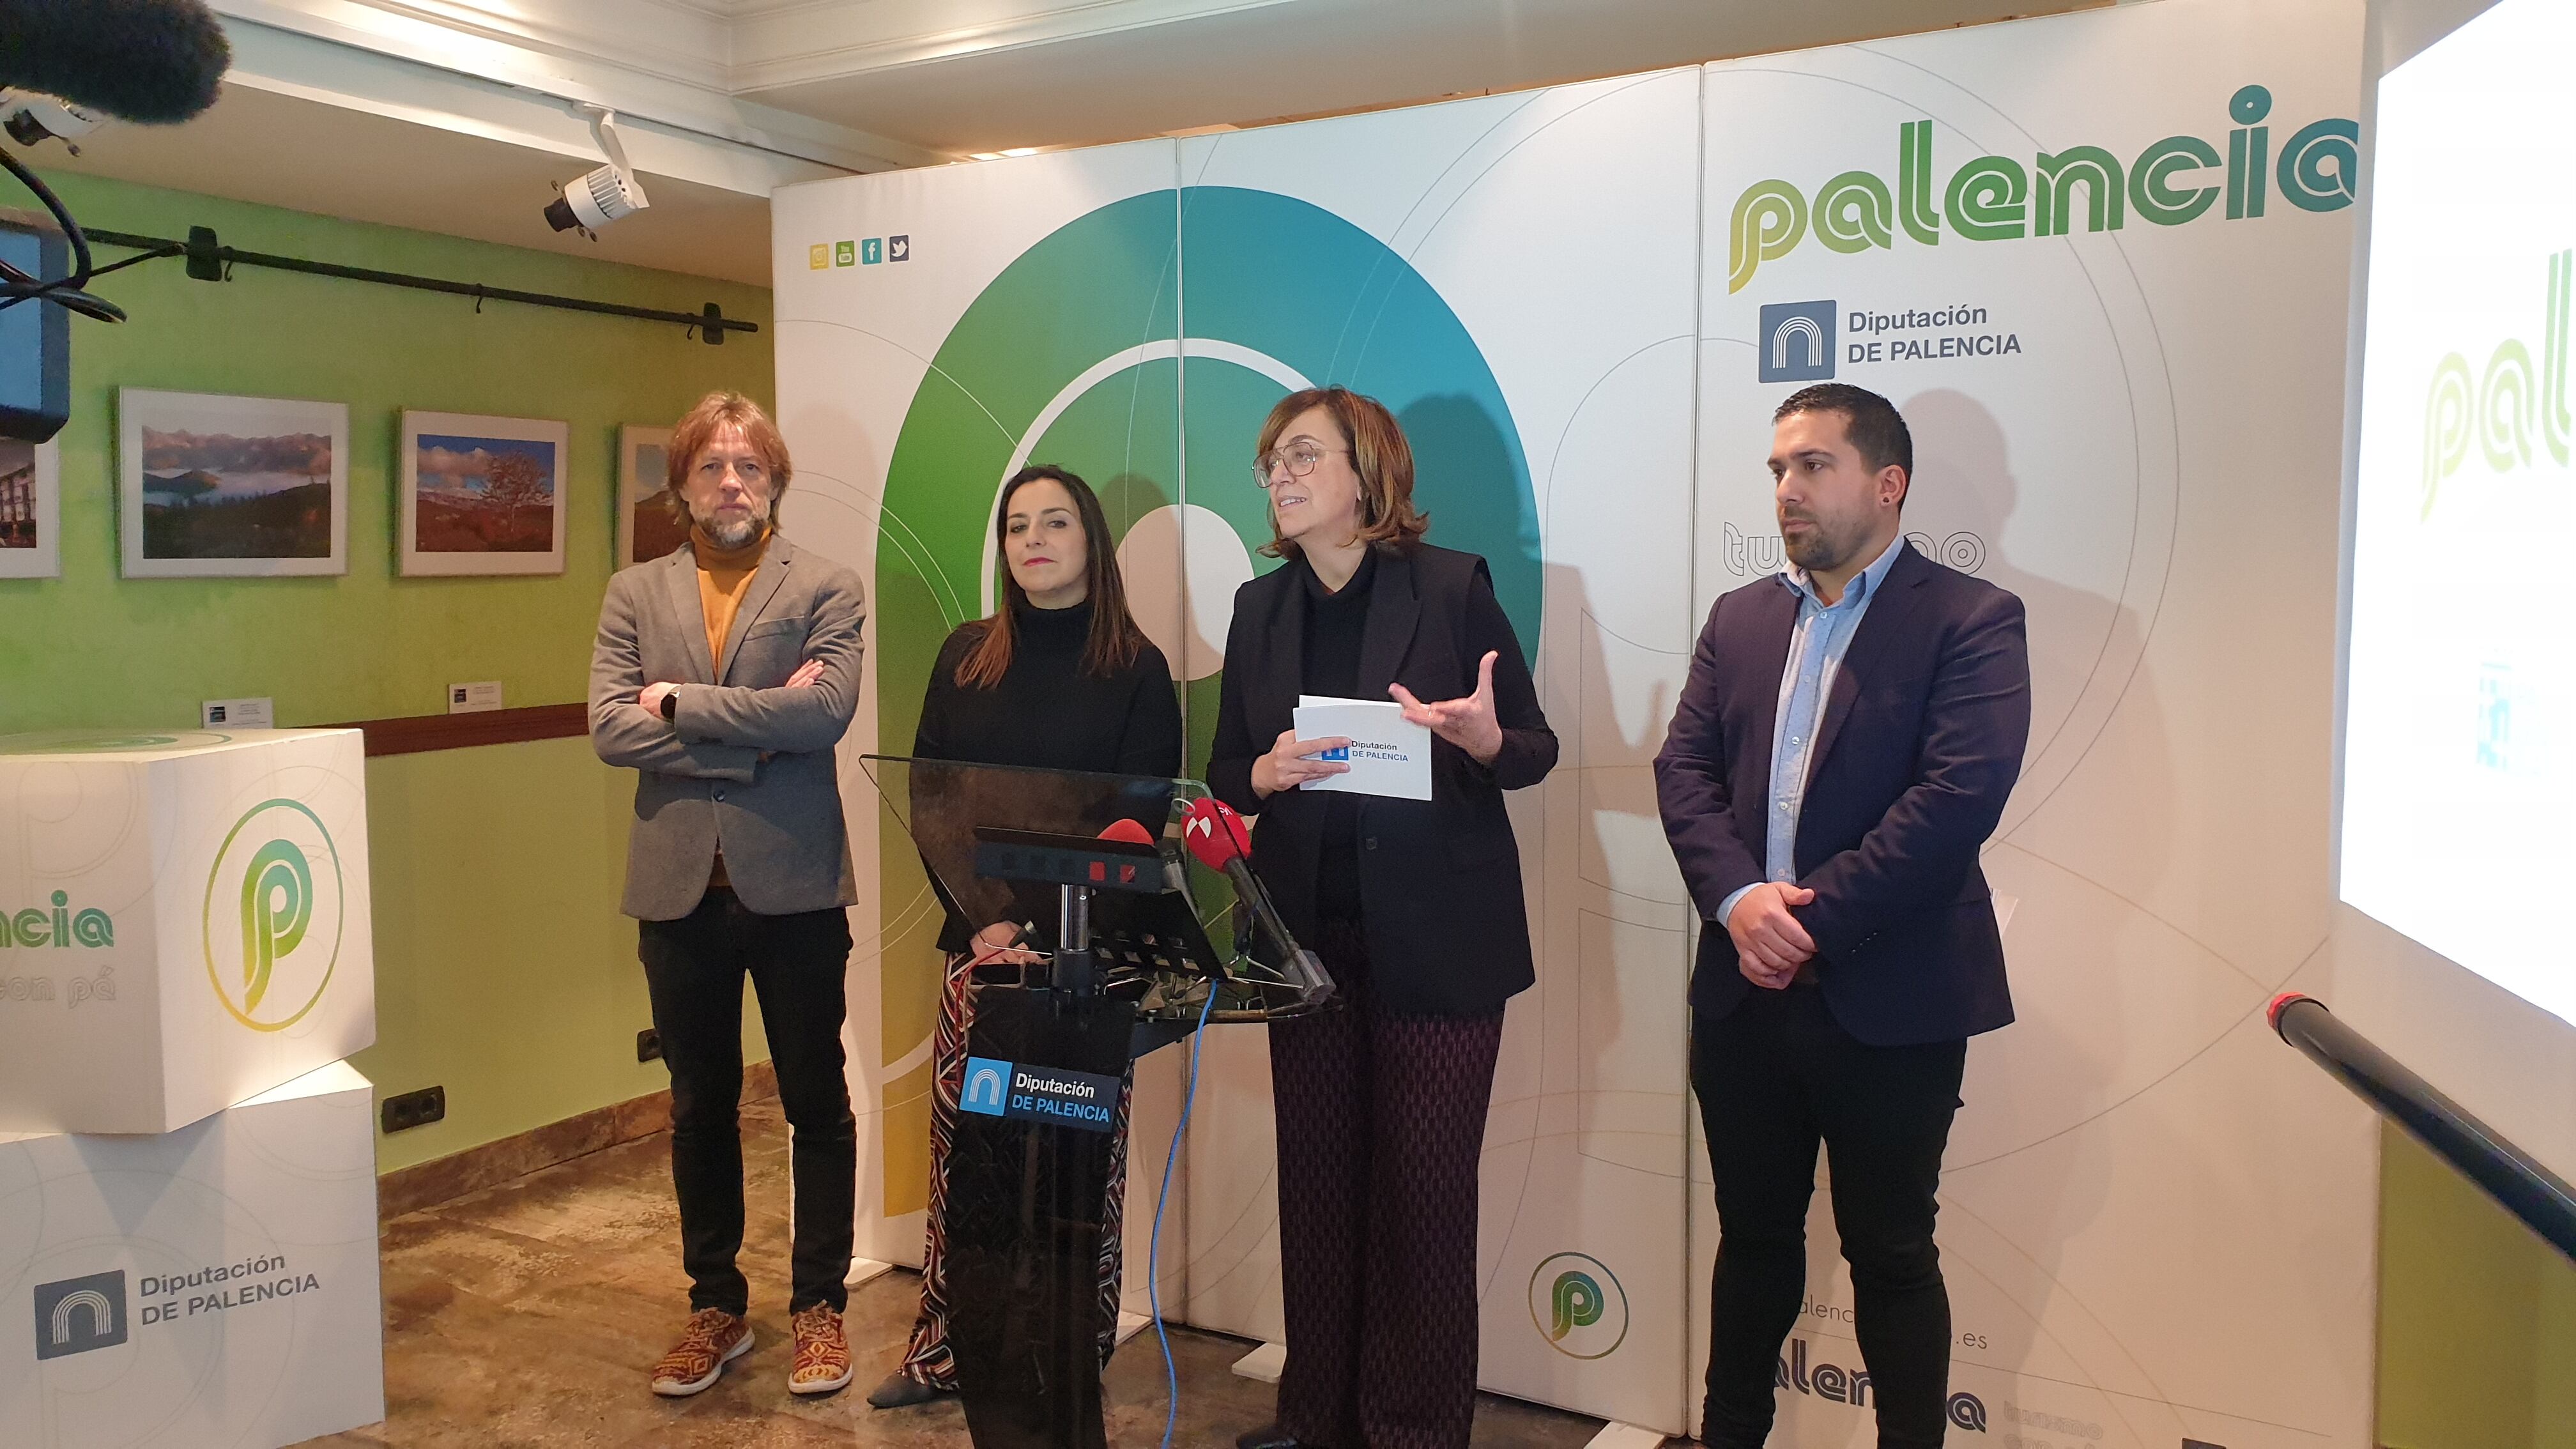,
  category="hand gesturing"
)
[1390,650,1503,765]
